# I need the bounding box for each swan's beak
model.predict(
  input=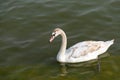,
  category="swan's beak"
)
[49,36,55,43]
